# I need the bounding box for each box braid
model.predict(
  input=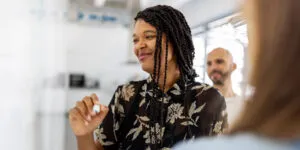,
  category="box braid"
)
[150,29,162,147]
[134,5,198,149]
